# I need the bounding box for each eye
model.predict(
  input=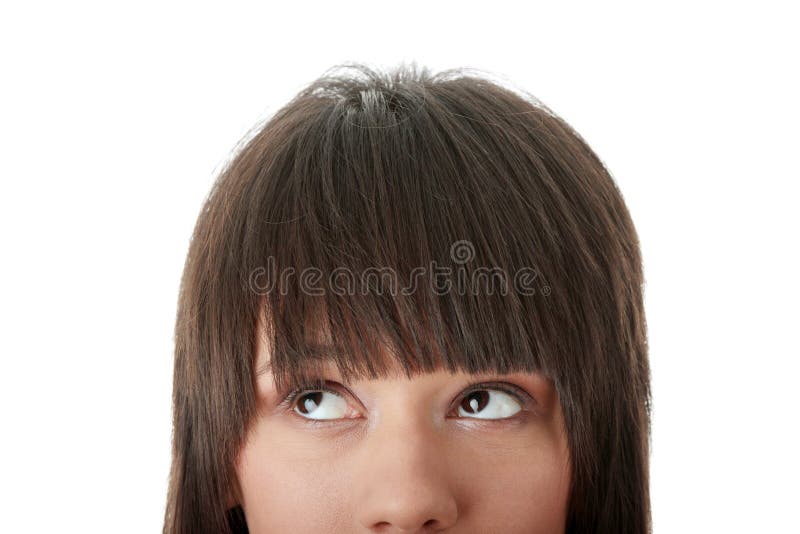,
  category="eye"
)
[282,380,530,424]
[456,387,524,420]
[288,386,350,421]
